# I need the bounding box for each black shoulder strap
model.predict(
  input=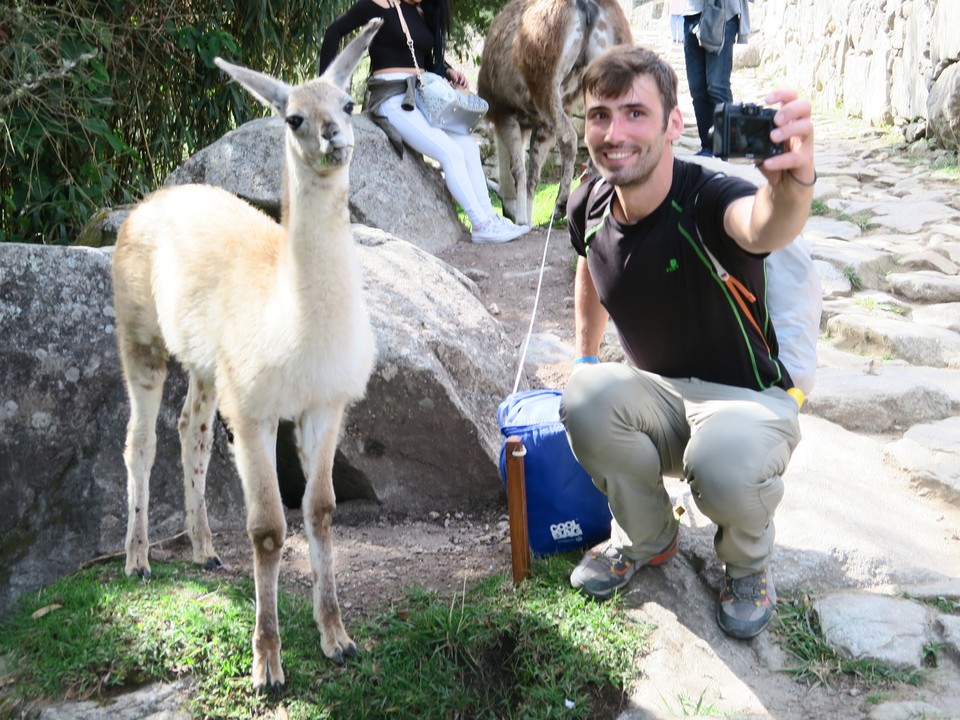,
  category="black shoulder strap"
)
[583,175,611,252]
[692,170,772,354]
